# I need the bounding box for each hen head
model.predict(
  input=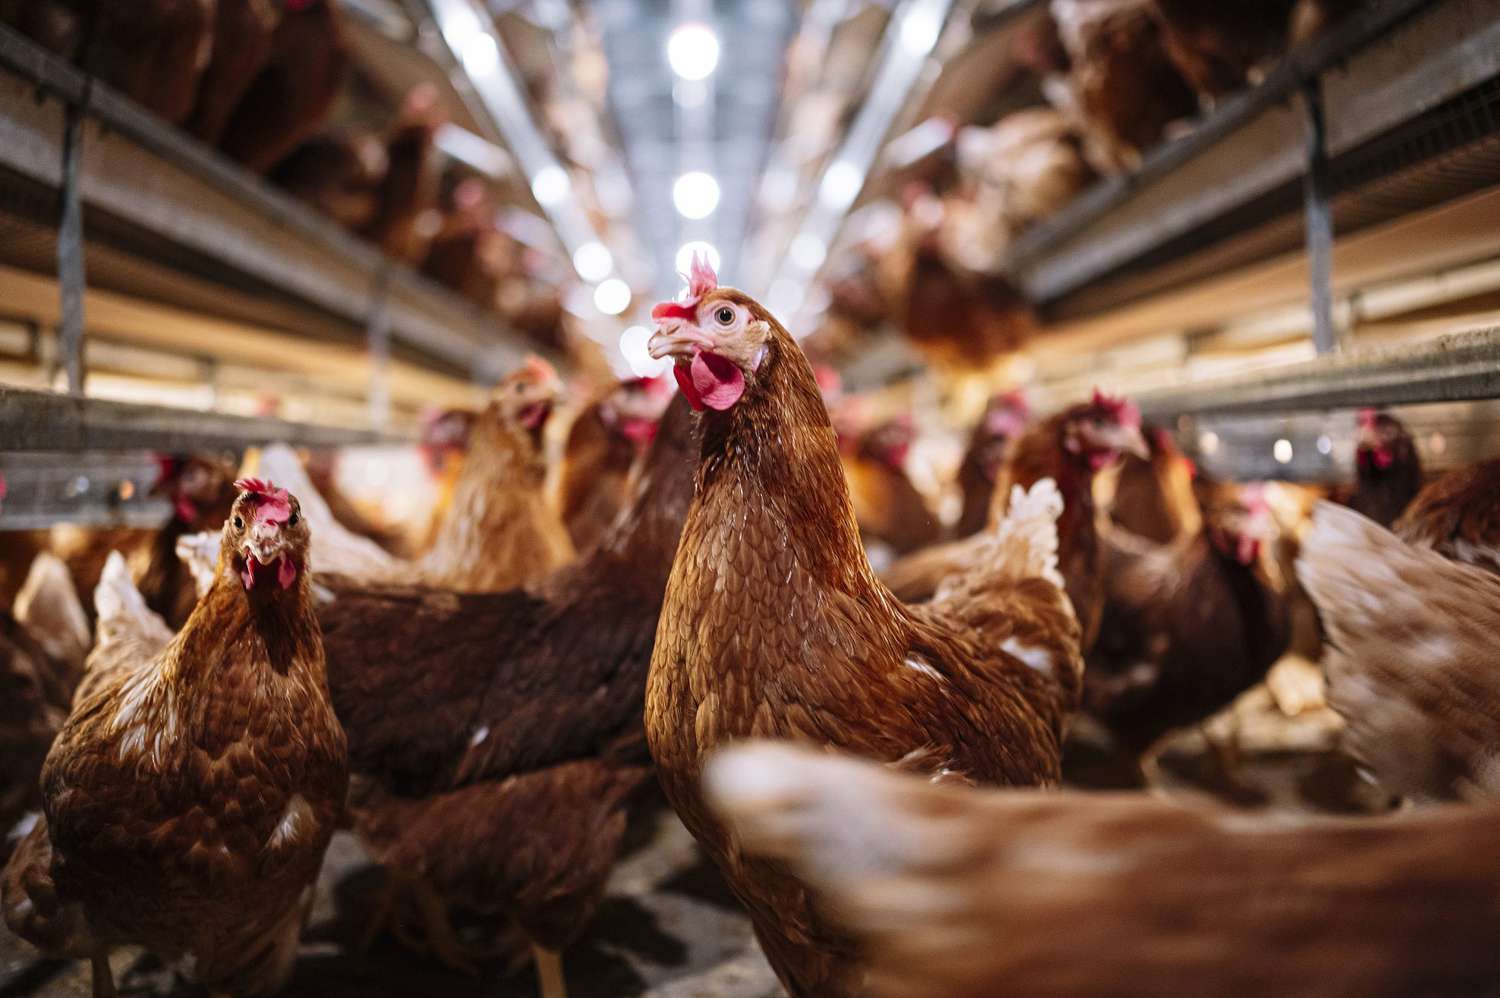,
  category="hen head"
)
[859,416,916,470]
[603,376,673,452]
[1206,483,1275,567]
[648,254,781,412]
[153,453,236,527]
[491,355,561,443]
[1060,388,1148,472]
[225,479,309,592]
[1356,409,1414,474]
